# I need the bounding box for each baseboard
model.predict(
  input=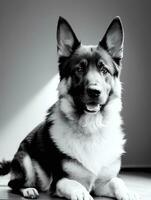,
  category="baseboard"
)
[121,165,151,172]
